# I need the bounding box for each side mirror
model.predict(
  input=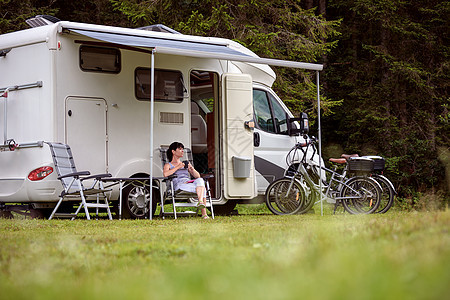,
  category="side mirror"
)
[287,112,309,136]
